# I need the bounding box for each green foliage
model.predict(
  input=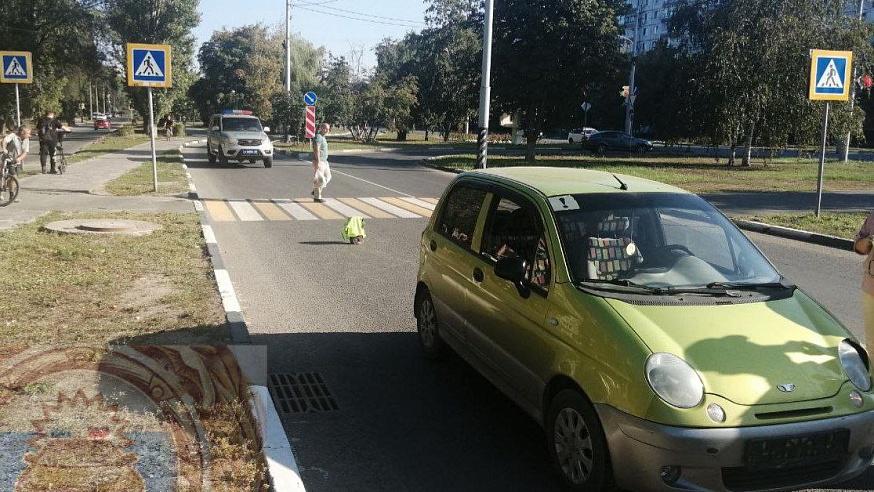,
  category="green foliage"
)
[118,124,135,137]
